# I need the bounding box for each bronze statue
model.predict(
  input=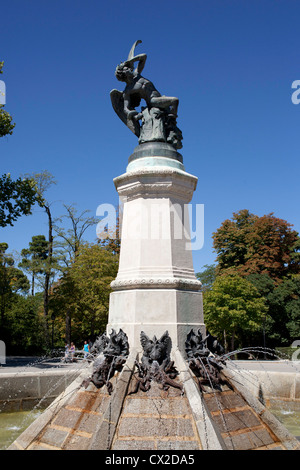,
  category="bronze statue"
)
[111,40,183,150]
[128,331,183,394]
[82,329,129,394]
[185,329,229,392]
